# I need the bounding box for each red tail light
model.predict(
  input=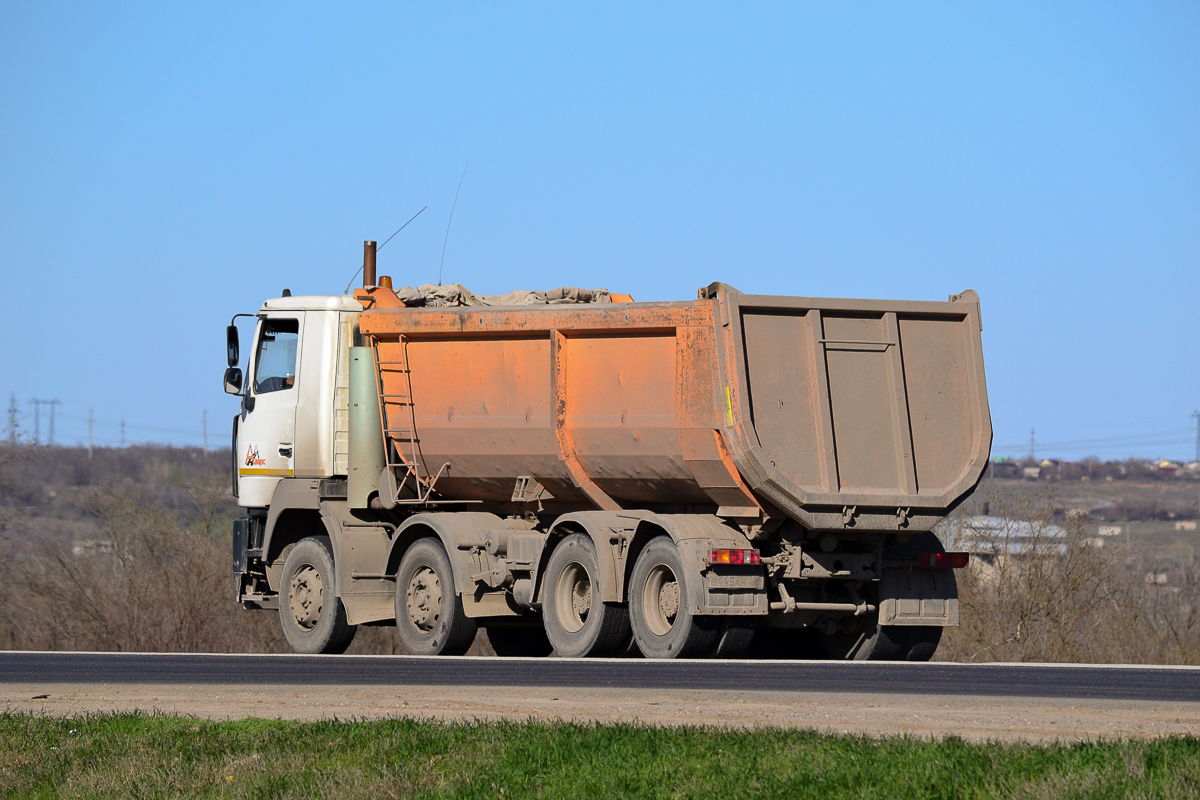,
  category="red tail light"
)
[920,552,969,569]
[710,548,761,566]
